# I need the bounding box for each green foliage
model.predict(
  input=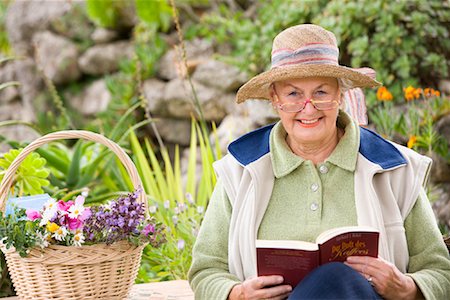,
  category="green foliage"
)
[197,0,449,96]
[0,209,38,258]
[129,119,220,281]
[86,0,172,31]
[135,0,172,32]
[0,149,50,196]
[85,0,128,28]
[194,0,328,74]
[0,1,12,56]
[369,91,449,161]
[315,0,449,92]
